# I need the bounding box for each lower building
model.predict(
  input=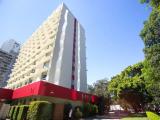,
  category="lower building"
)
[0,80,98,119]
